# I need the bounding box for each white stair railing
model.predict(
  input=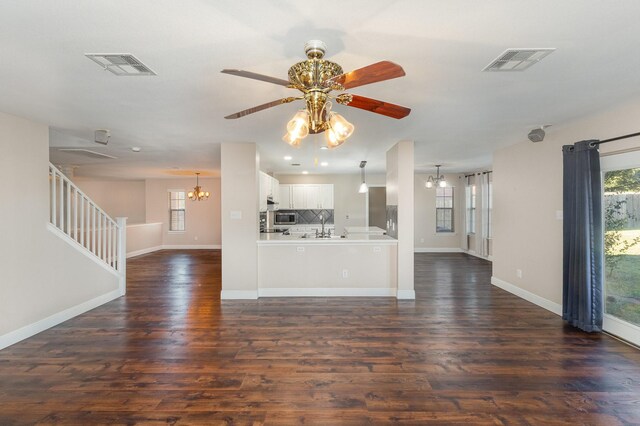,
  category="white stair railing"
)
[48,163,126,280]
